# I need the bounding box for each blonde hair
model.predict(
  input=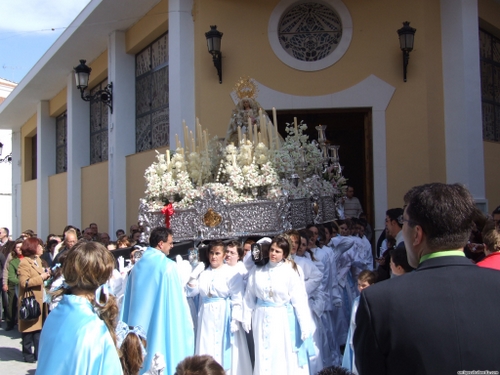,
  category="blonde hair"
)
[53,242,119,347]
